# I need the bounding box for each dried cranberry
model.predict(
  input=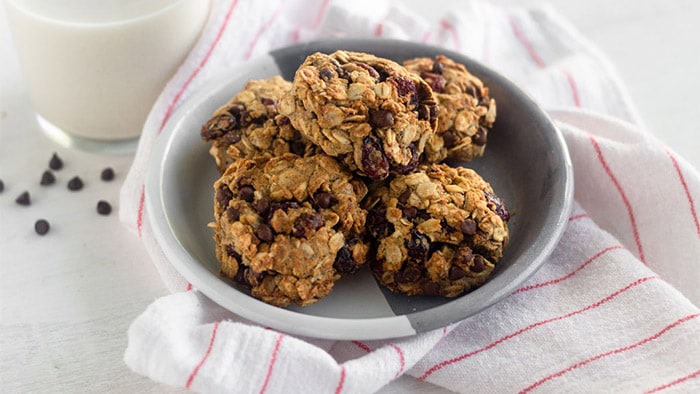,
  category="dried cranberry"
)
[360,136,389,180]
[333,246,359,274]
[420,72,446,93]
[405,229,430,261]
[354,62,379,79]
[367,209,394,239]
[484,190,510,222]
[393,75,417,98]
[293,212,324,238]
[431,60,444,74]
[392,143,420,175]
[201,114,235,141]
